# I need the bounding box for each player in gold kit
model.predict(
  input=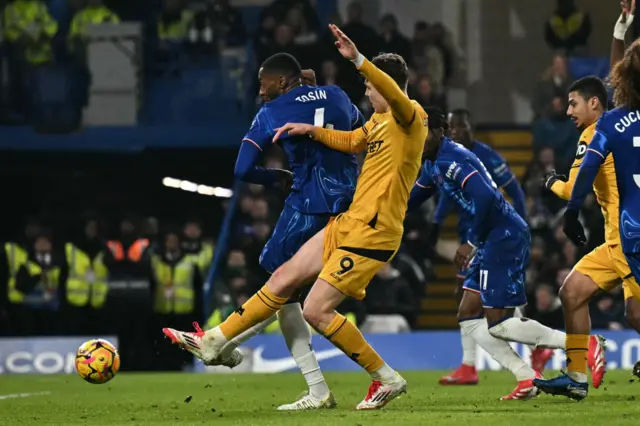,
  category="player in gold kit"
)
[163,23,428,410]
